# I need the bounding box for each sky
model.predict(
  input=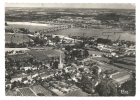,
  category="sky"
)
[5,3,135,9]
